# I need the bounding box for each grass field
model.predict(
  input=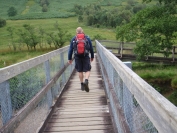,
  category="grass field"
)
[0,17,116,47]
[0,0,124,19]
[0,17,116,68]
